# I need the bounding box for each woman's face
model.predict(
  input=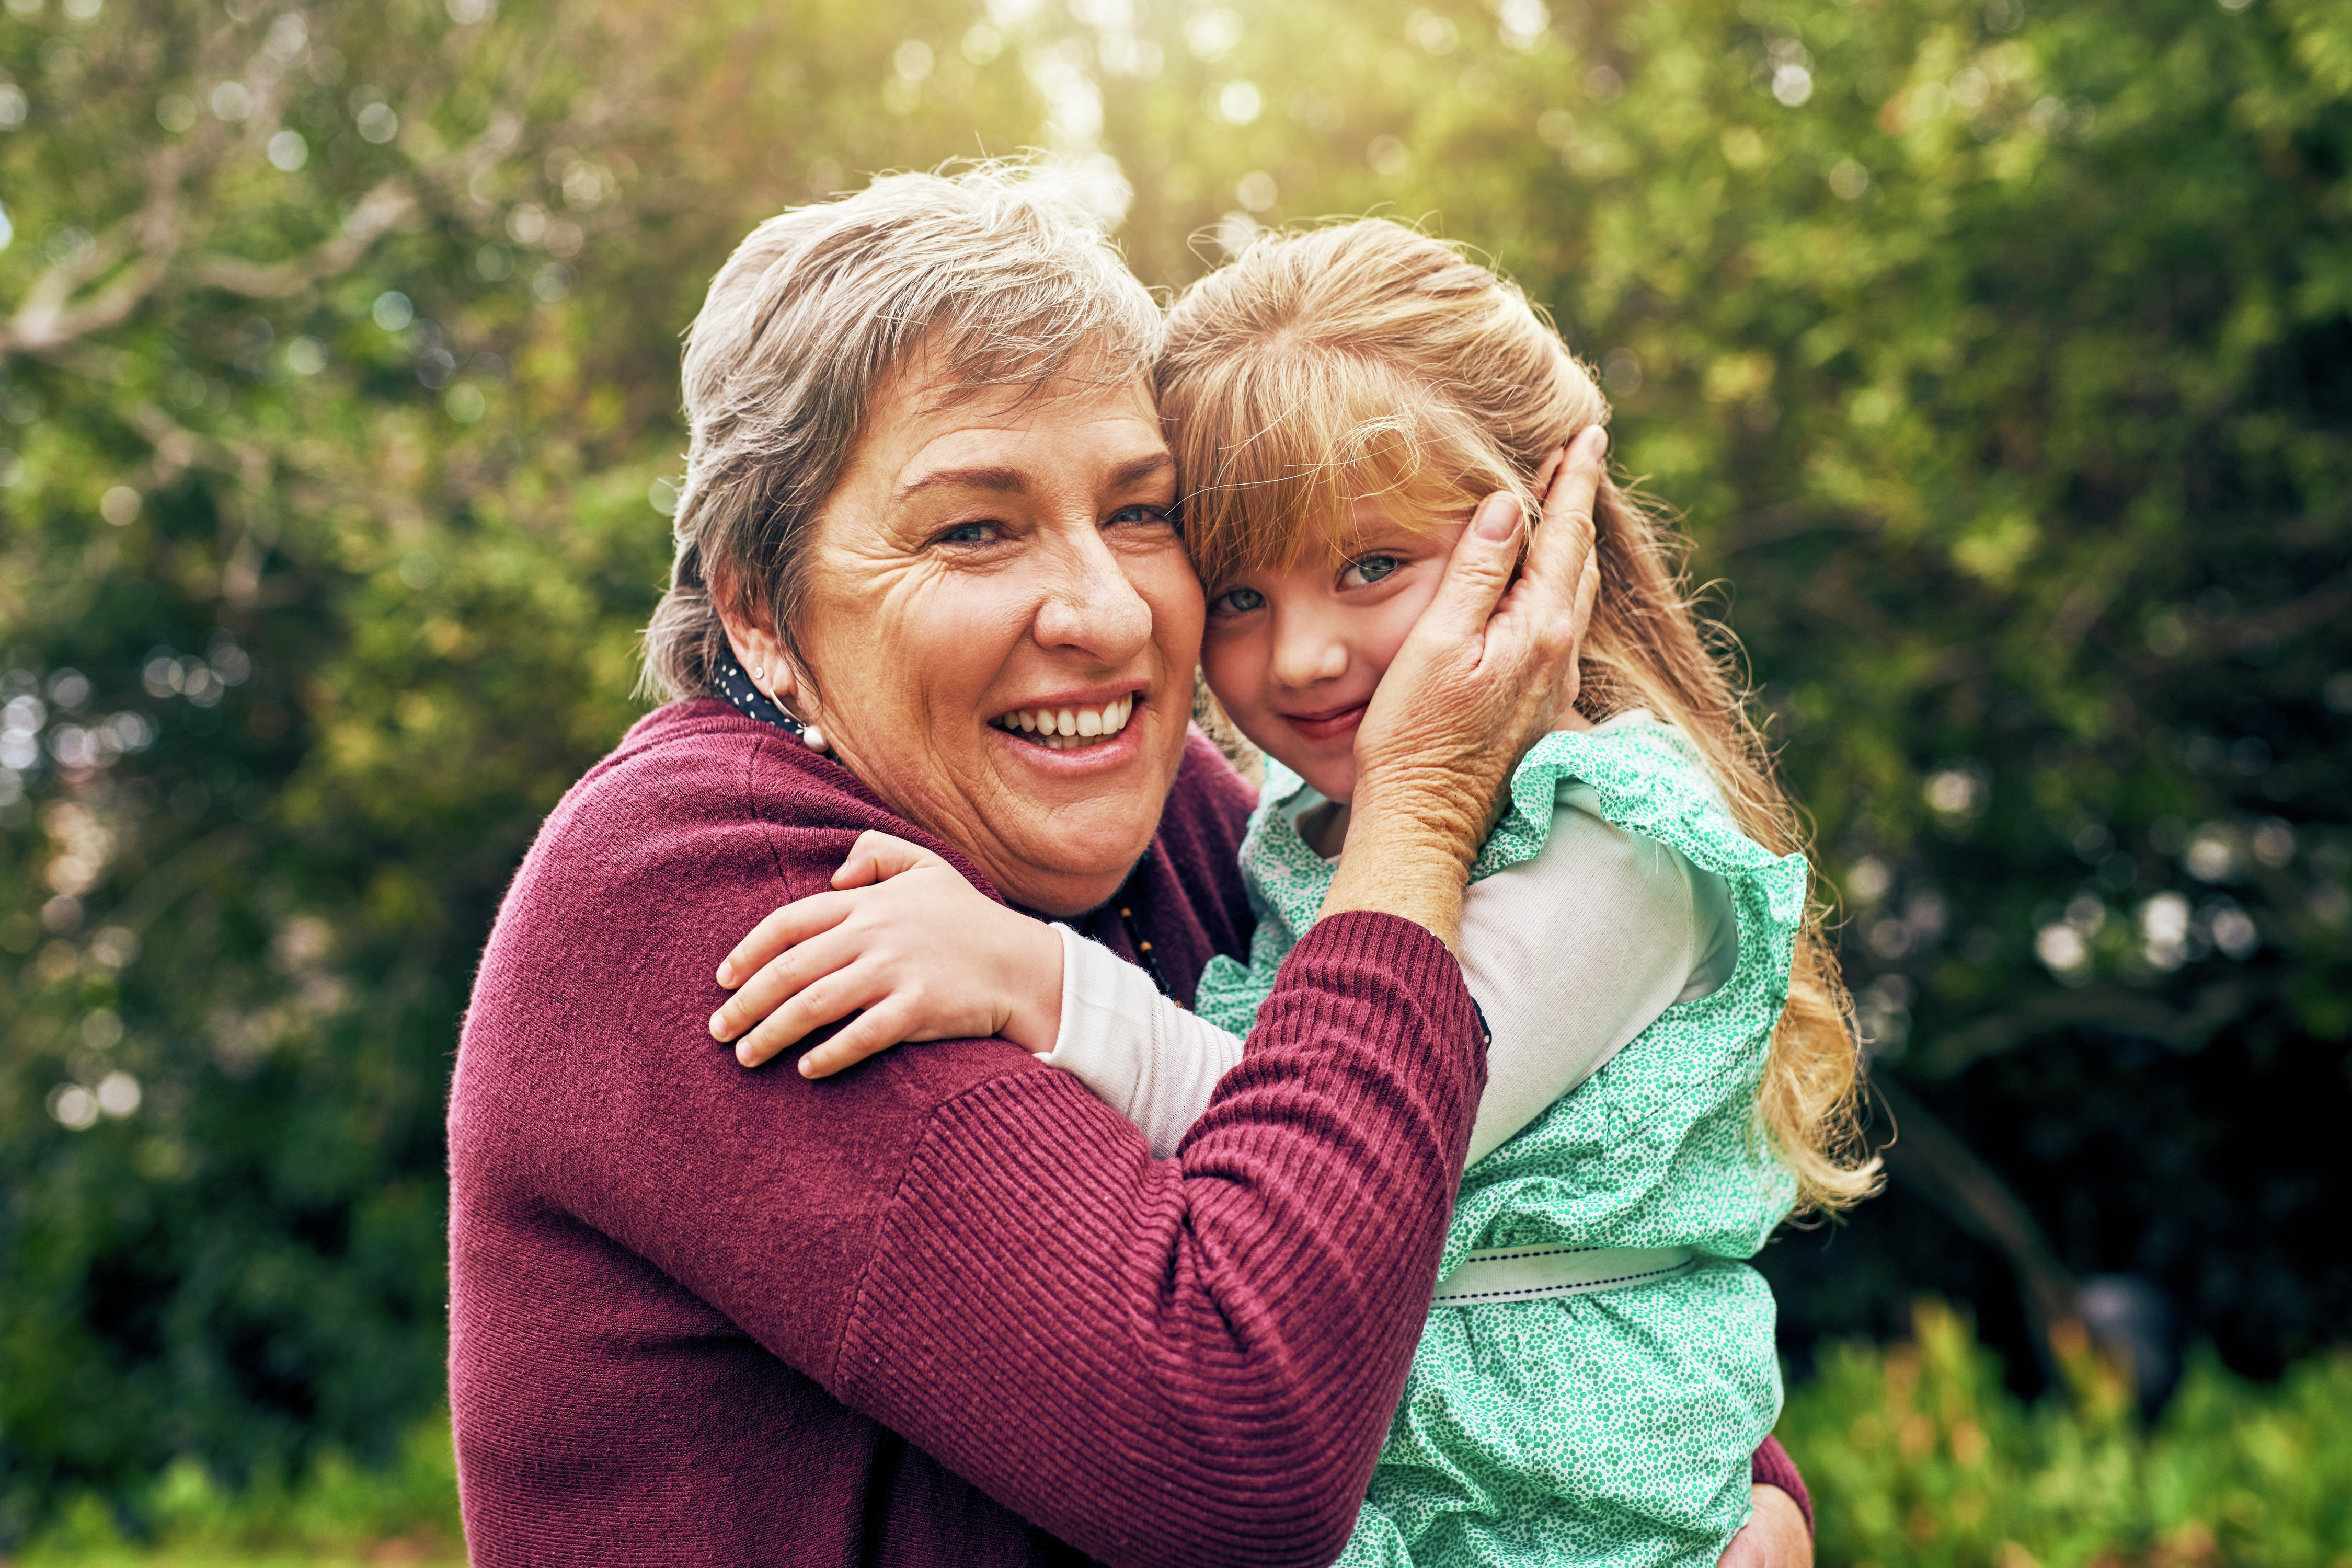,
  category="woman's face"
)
[785,361,1203,916]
